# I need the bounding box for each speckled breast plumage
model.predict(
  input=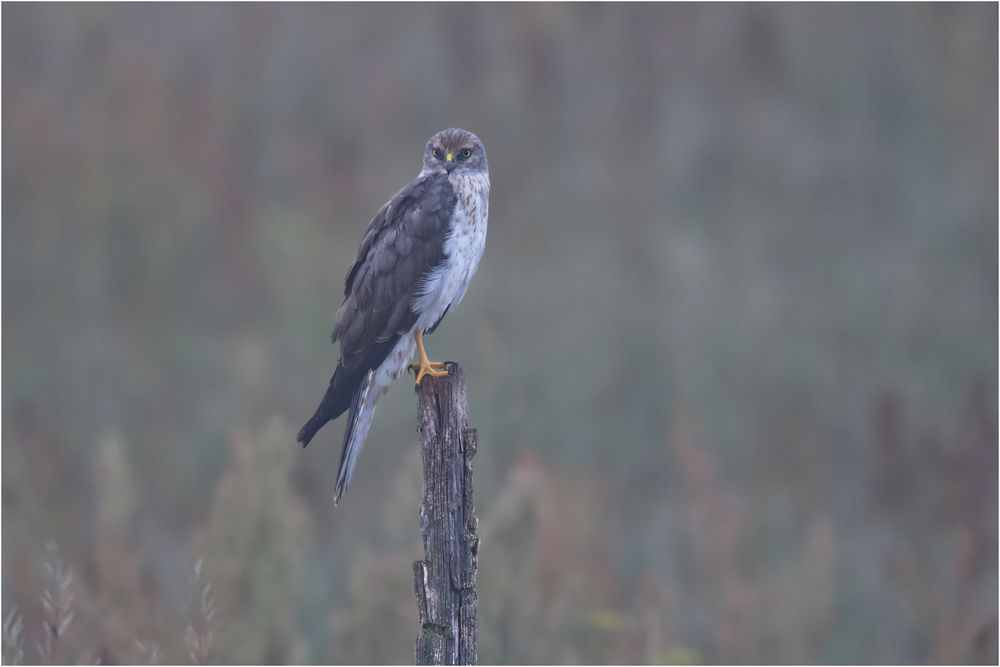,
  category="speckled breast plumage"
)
[373,170,490,397]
